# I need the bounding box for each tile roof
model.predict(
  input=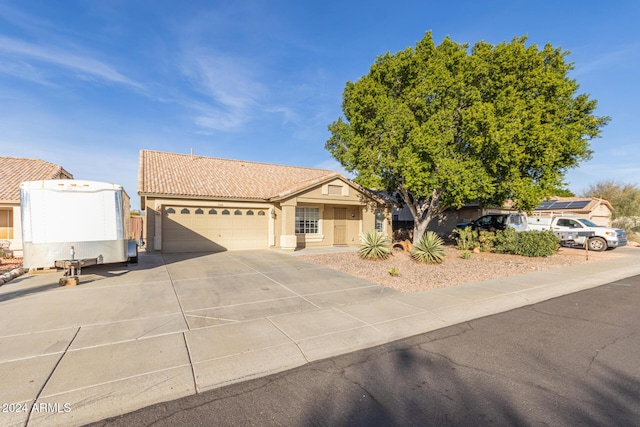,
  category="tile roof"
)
[138,150,343,200]
[0,156,73,202]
